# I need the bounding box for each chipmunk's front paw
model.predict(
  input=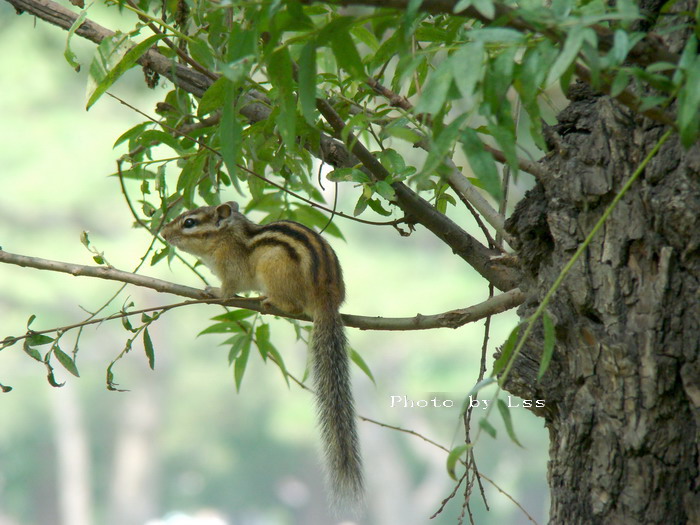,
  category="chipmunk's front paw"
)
[204,286,222,298]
